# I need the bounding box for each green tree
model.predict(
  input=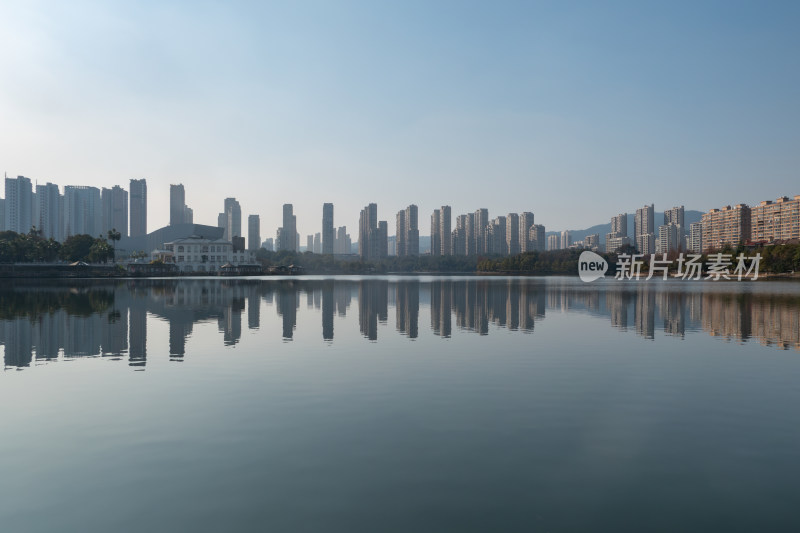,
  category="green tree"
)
[89,238,113,263]
[60,234,97,262]
[107,229,121,260]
